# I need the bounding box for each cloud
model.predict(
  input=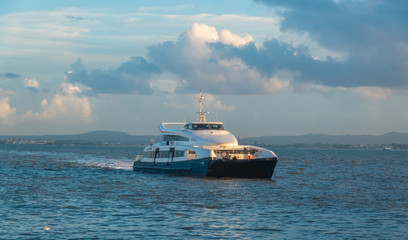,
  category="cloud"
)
[24,83,93,123]
[353,87,394,101]
[163,93,235,113]
[0,7,280,56]
[0,89,17,125]
[65,57,159,95]
[253,0,408,89]
[0,97,17,125]
[147,23,289,94]
[0,83,93,126]
[65,15,84,22]
[24,78,40,92]
[218,29,254,47]
[0,72,20,78]
[204,94,235,112]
